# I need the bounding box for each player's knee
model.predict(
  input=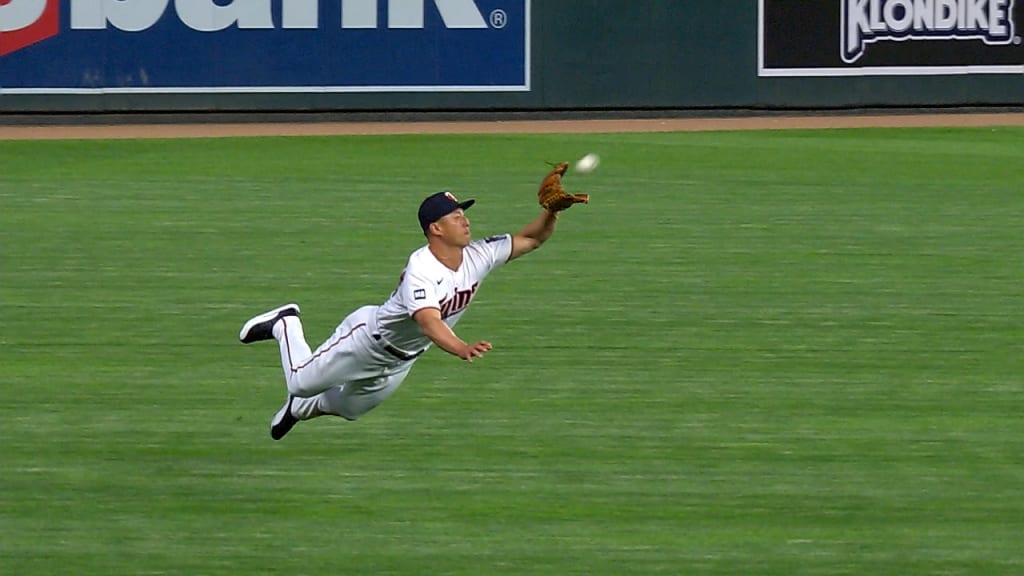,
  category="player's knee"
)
[335,400,373,421]
[335,402,379,421]
[336,408,360,421]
